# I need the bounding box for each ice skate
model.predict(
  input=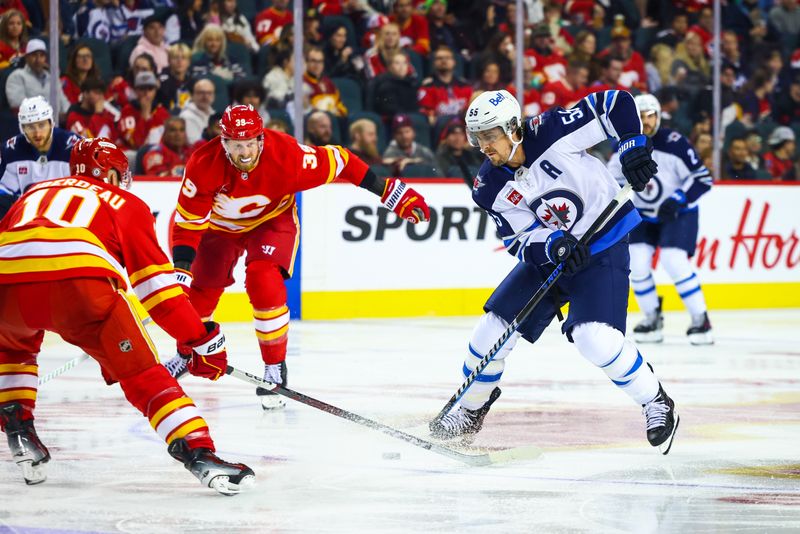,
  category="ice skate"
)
[164,352,190,379]
[429,387,501,441]
[0,403,50,485]
[633,296,664,343]
[642,384,679,455]
[256,361,287,410]
[168,438,255,495]
[687,312,713,345]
